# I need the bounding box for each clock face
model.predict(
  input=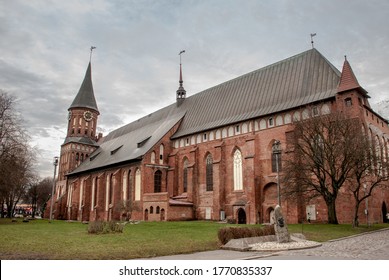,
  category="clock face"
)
[83,111,93,122]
